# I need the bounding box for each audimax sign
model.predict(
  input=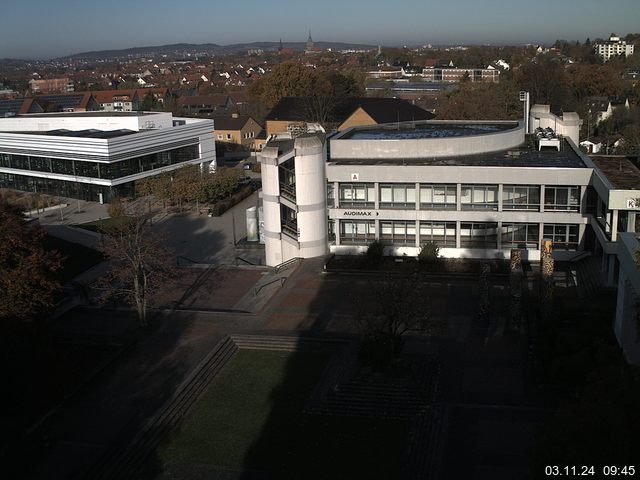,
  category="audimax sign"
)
[343,211,379,217]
